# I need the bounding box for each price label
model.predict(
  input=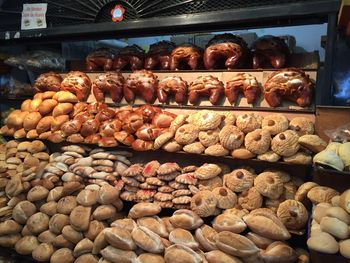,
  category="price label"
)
[21,3,47,30]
